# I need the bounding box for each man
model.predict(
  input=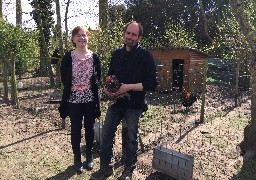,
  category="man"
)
[91,21,158,180]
